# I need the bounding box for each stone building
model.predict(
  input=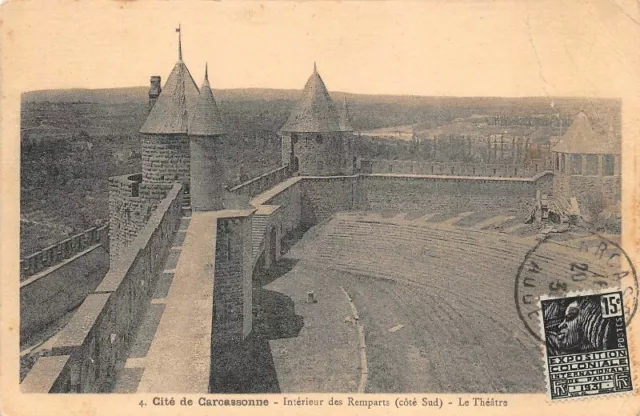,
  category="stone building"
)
[109,30,227,258]
[551,111,620,214]
[280,64,355,176]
